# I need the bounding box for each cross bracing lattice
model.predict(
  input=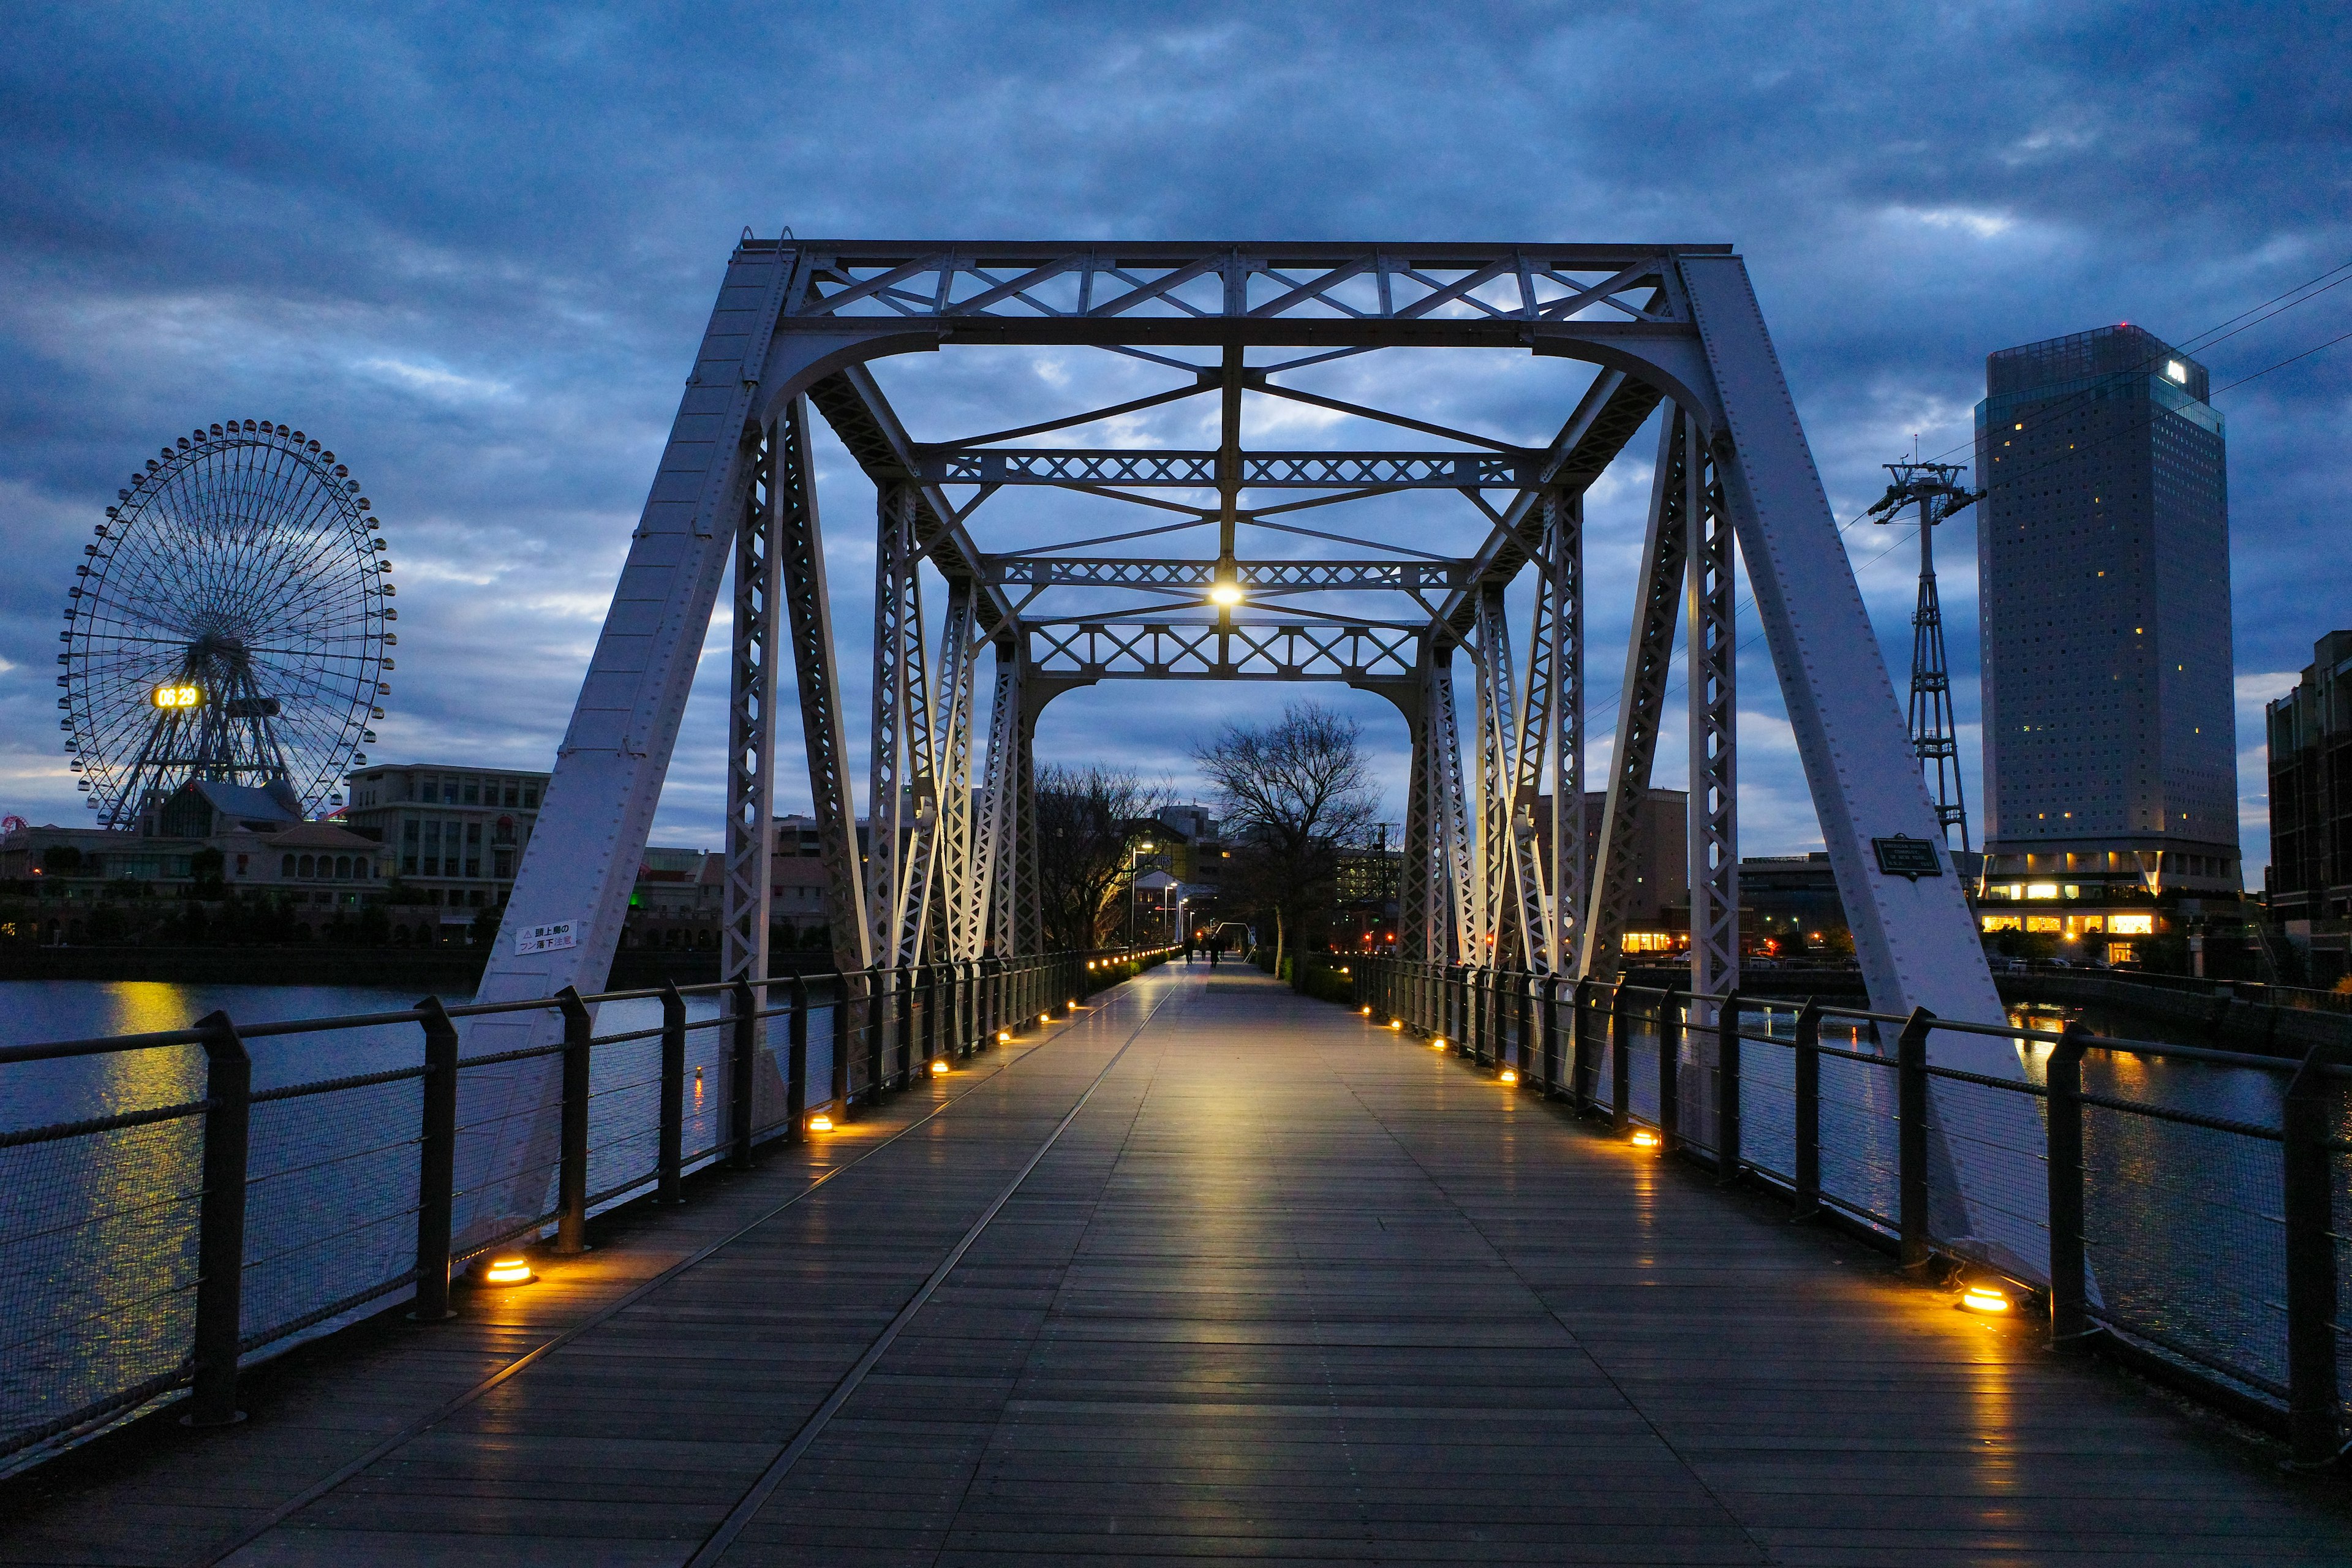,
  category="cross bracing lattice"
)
[921,450,1536,489]
[456,236,2045,1292]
